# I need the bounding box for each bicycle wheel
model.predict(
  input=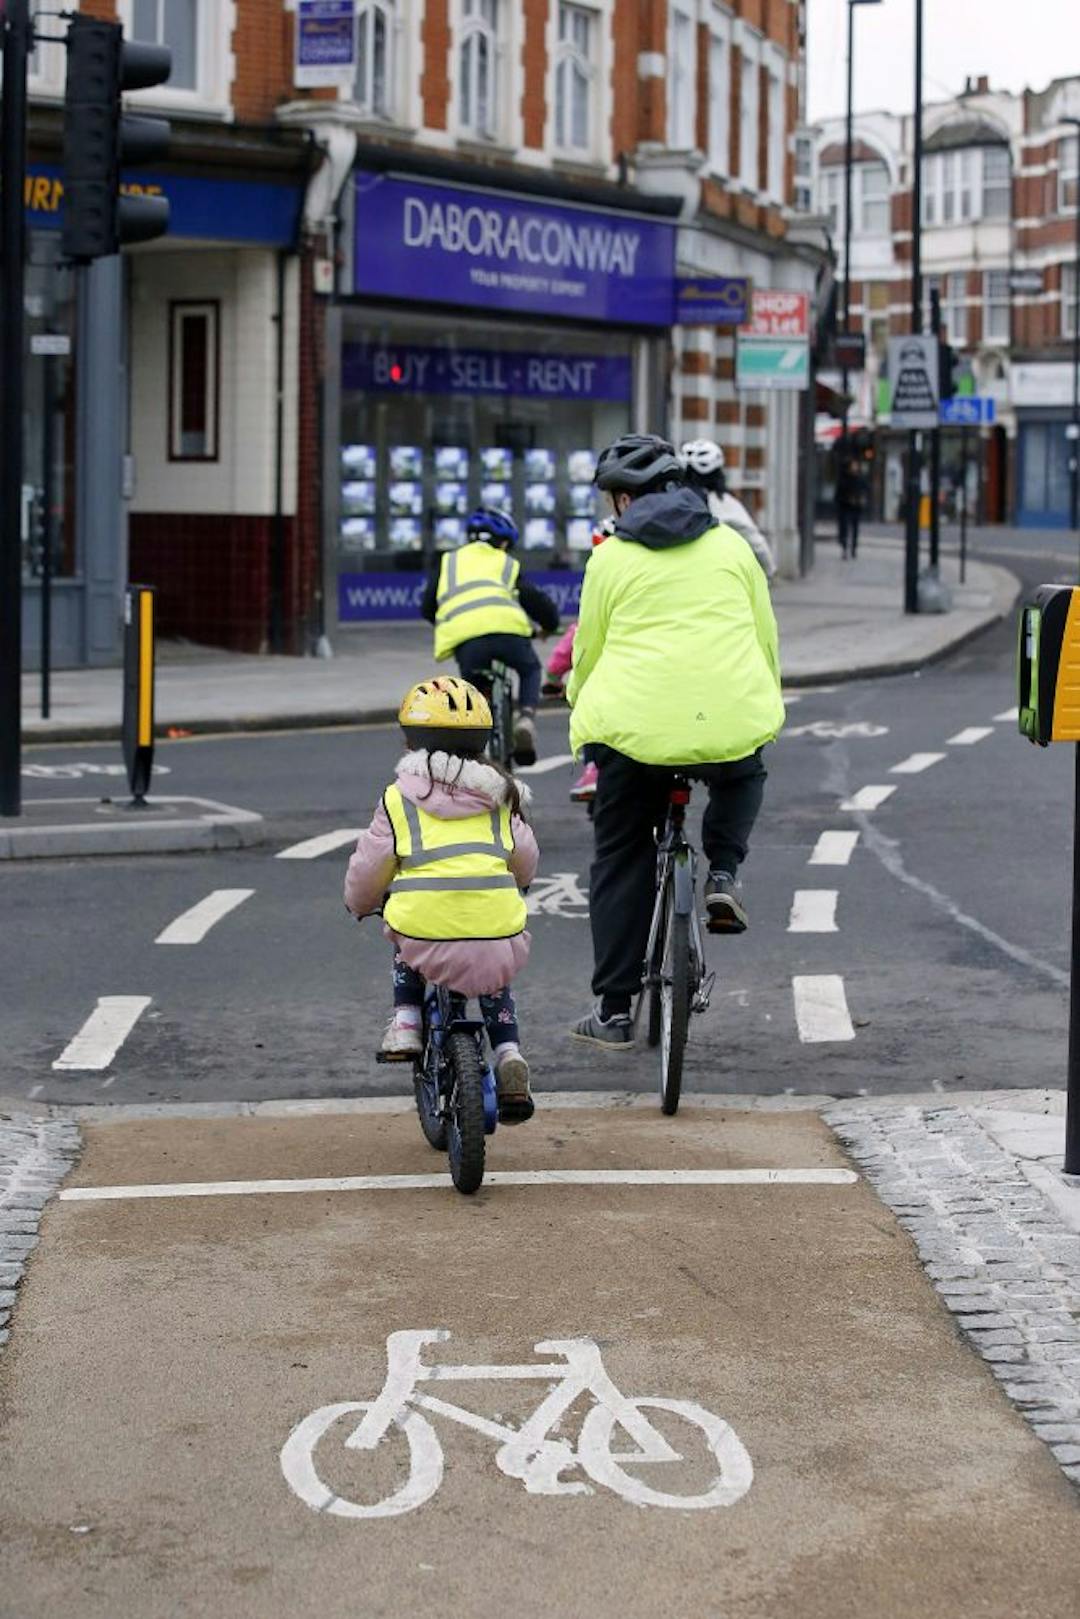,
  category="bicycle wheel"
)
[659,892,690,1116]
[578,1397,753,1510]
[447,1033,486,1194]
[280,1400,443,1520]
[495,680,514,770]
[414,1039,448,1152]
